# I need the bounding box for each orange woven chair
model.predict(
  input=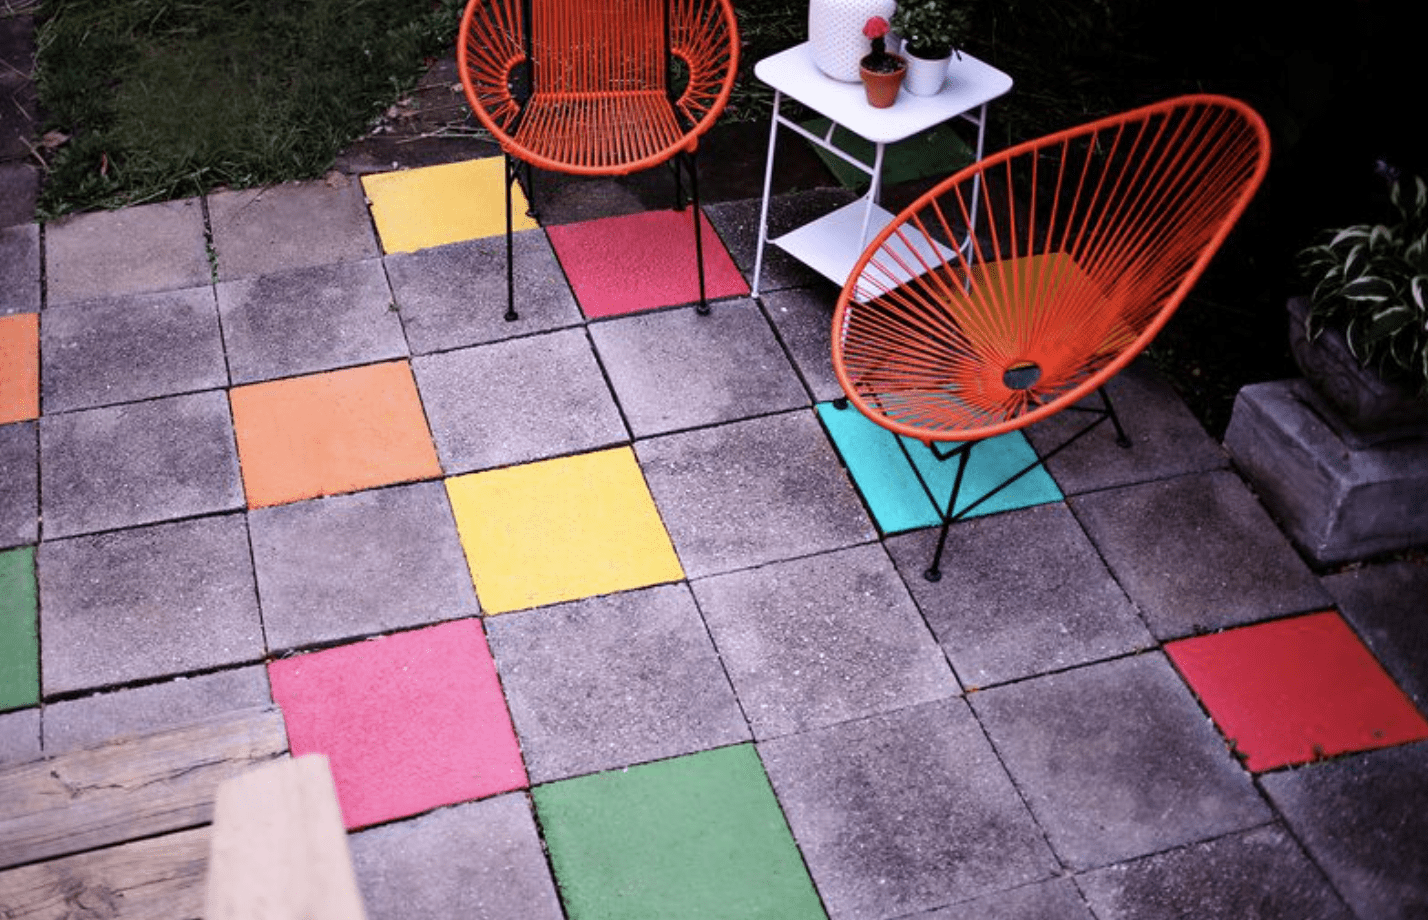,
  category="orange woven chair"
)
[832,95,1271,580]
[457,0,740,320]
